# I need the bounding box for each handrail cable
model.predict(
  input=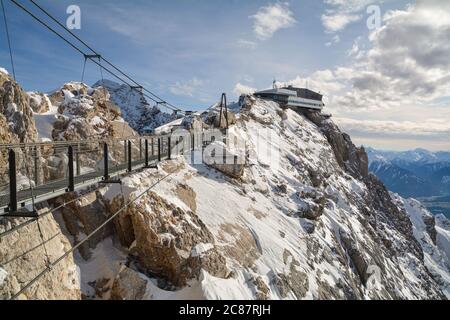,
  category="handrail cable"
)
[22,145,52,266]
[0,232,60,267]
[10,170,174,300]
[0,184,103,239]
